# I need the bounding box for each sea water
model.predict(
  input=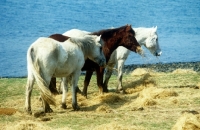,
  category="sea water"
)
[0,0,200,77]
